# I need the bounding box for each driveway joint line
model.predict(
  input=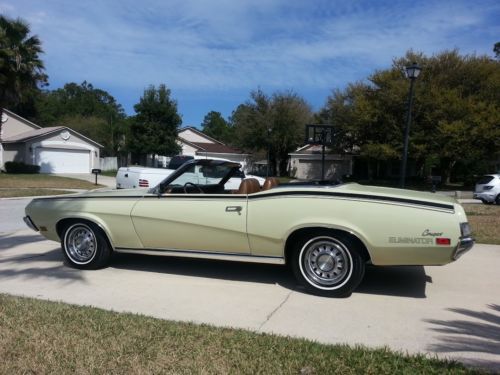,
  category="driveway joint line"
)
[258,290,293,330]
